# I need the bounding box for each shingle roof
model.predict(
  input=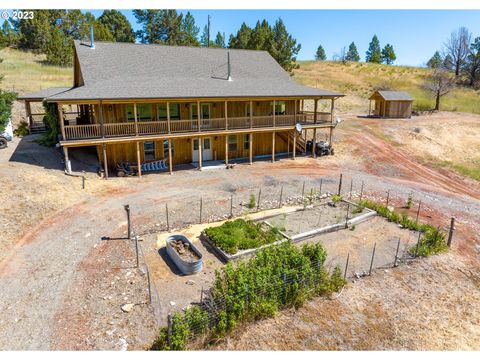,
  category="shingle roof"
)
[370,91,413,101]
[18,87,72,101]
[48,41,343,101]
